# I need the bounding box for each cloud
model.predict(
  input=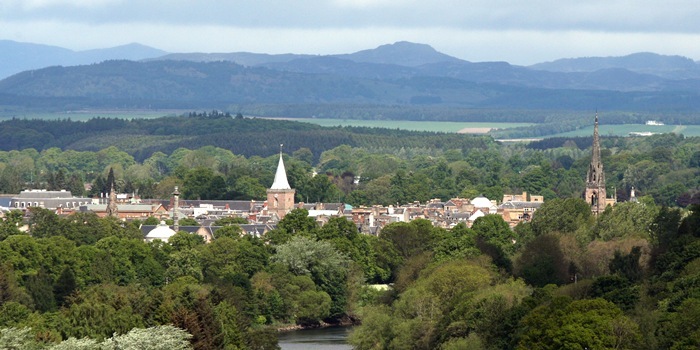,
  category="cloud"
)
[3,0,700,32]
[5,19,700,65]
[2,0,120,11]
[3,1,700,64]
